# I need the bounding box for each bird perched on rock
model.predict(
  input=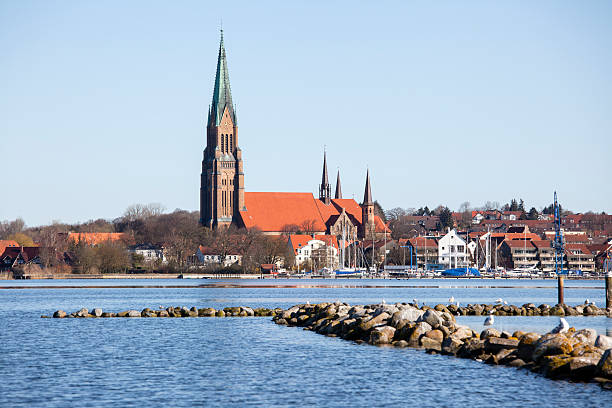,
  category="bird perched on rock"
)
[495,298,503,304]
[449,296,455,303]
[484,311,495,326]
[584,299,590,305]
[381,299,386,305]
[503,300,508,305]
[551,317,569,334]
